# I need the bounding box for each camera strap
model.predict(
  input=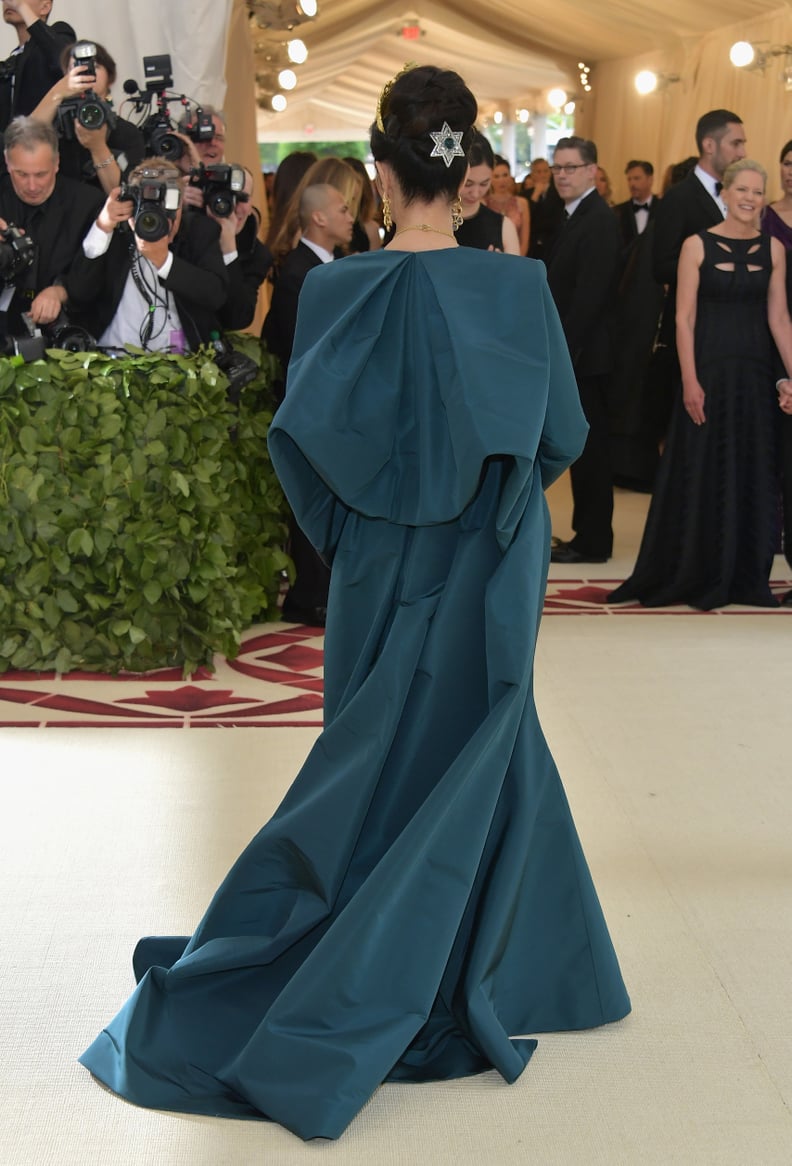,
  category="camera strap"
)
[128,241,170,348]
